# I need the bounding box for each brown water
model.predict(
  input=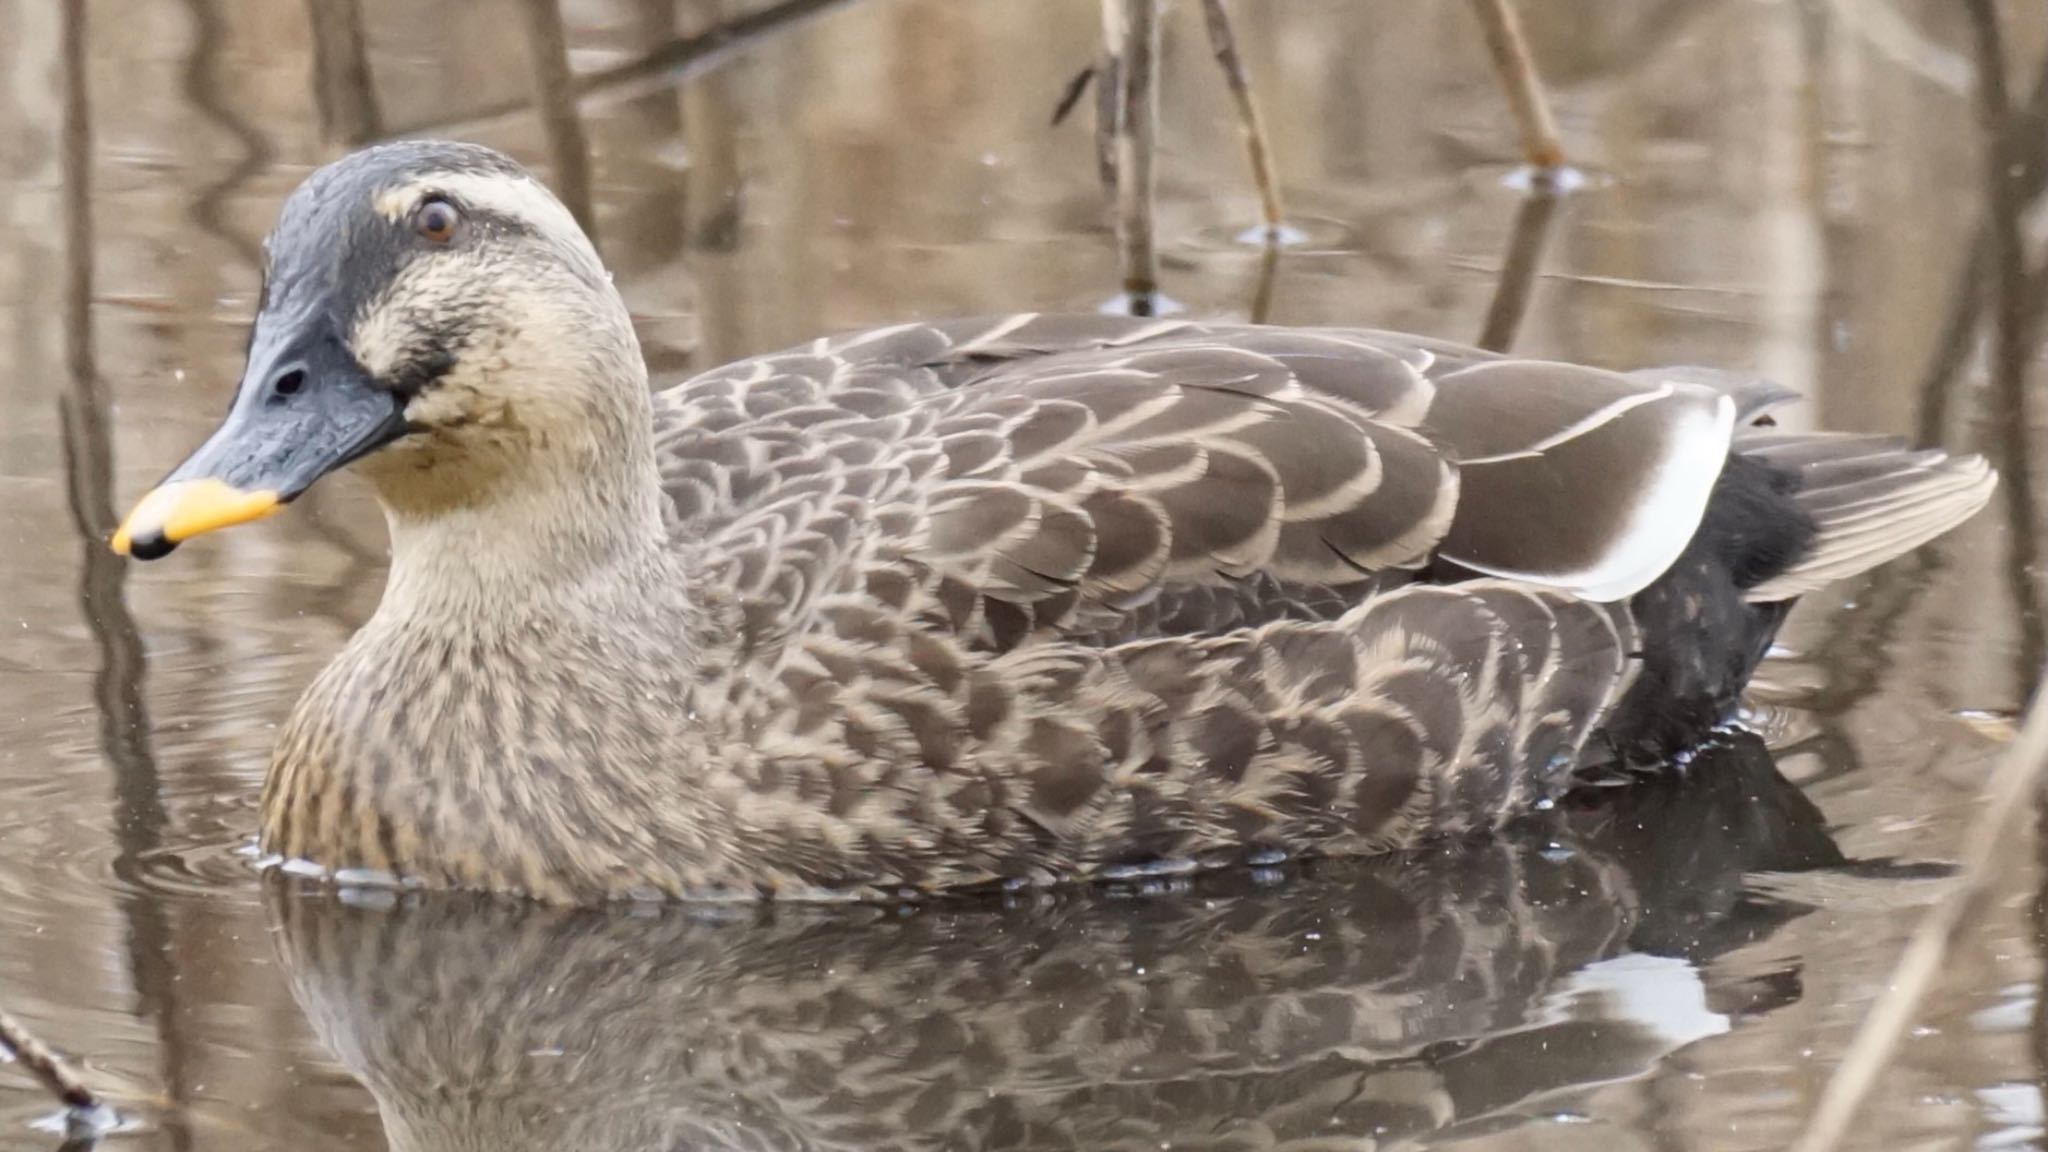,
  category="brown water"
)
[0,0,2044,1148]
